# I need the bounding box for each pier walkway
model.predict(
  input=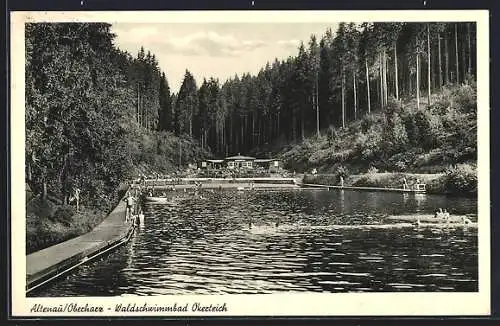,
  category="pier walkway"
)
[135,177,301,189]
[26,194,135,293]
[302,183,426,193]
